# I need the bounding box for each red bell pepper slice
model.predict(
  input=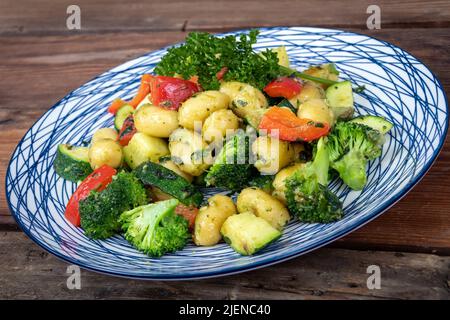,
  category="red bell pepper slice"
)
[259,107,330,142]
[118,115,137,146]
[64,165,117,226]
[129,74,152,108]
[150,75,200,110]
[174,204,198,230]
[107,98,127,115]
[263,76,303,99]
